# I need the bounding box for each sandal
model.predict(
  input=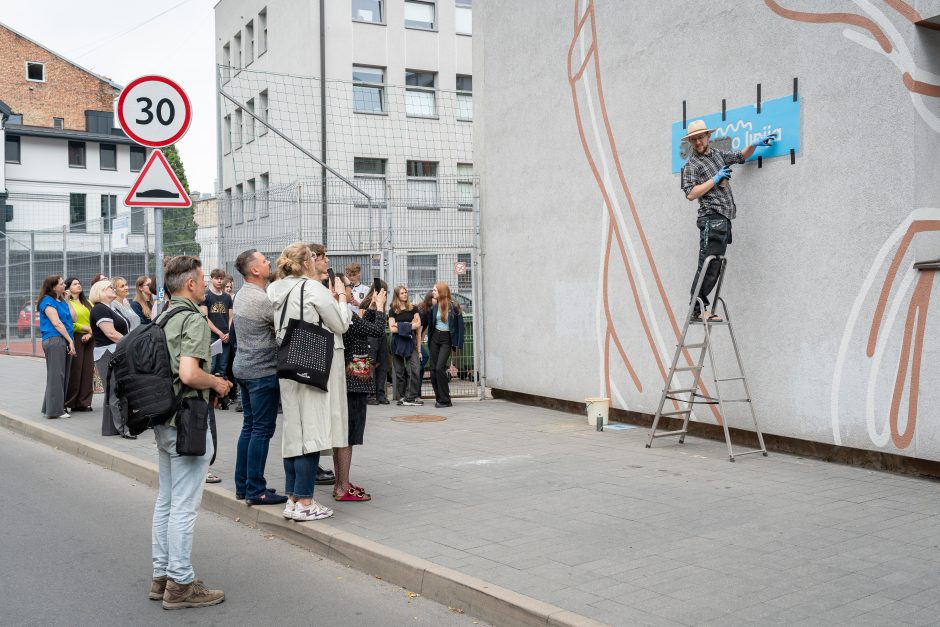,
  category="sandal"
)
[334,486,371,502]
[205,471,221,484]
